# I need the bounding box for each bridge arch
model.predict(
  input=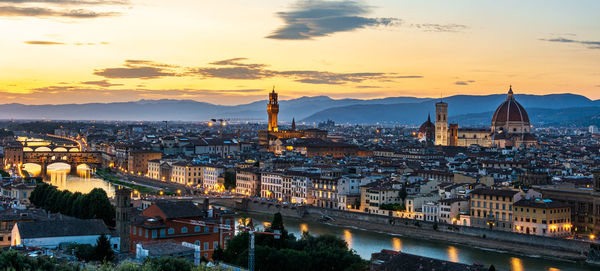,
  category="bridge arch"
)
[35,146,52,152]
[53,147,68,152]
[69,148,80,152]
[23,147,33,152]
[22,163,42,177]
[47,162,72,173]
